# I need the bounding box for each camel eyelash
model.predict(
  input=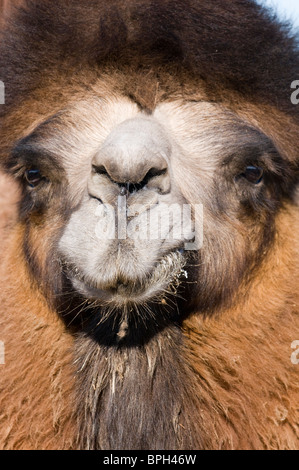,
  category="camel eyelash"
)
[24,169,47,188]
